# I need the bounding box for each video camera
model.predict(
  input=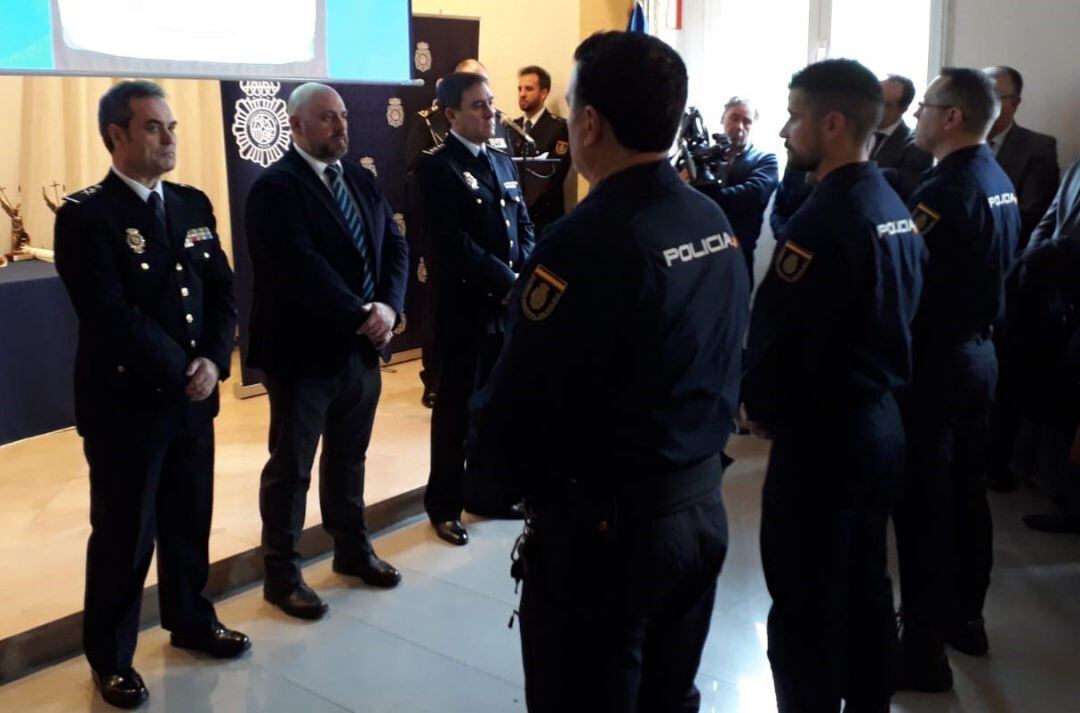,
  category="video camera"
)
[674,107,732,187]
